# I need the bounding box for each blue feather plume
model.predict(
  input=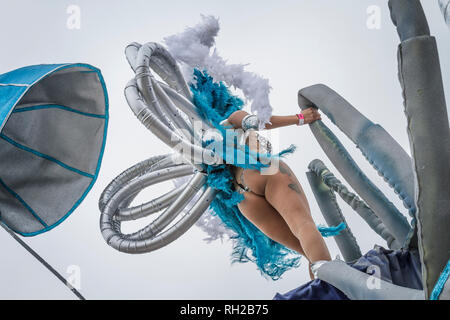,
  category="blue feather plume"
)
[190,69,301,280]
